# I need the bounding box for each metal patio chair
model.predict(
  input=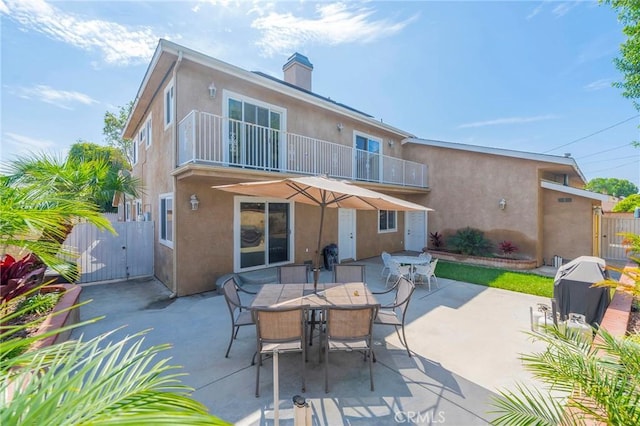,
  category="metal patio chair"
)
[332,264,366,284]
[222,276,256,358]
[374,277,416,357]
[277,264,310,284]
[323,304,378,393]
[252,305,308,397]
